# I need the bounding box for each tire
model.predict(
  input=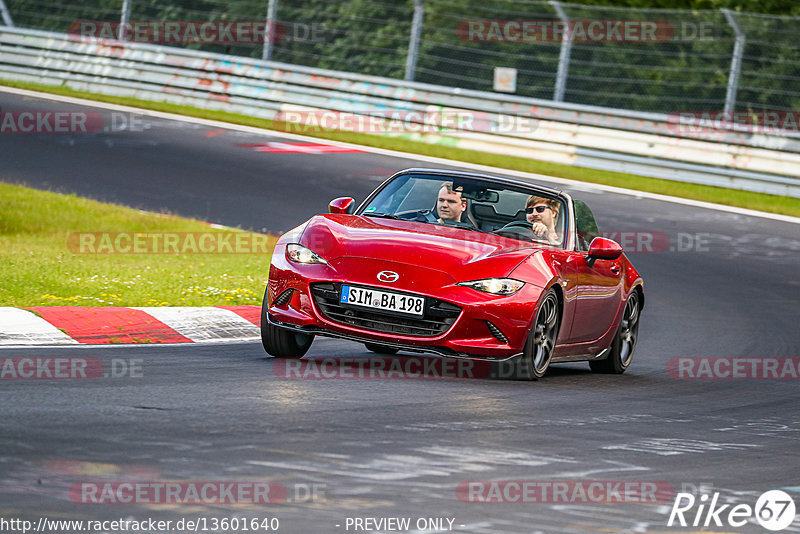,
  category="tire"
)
[590,290,640,374]
[261,289,313,358]
[364,343,399,355]
[518,289,560,380]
